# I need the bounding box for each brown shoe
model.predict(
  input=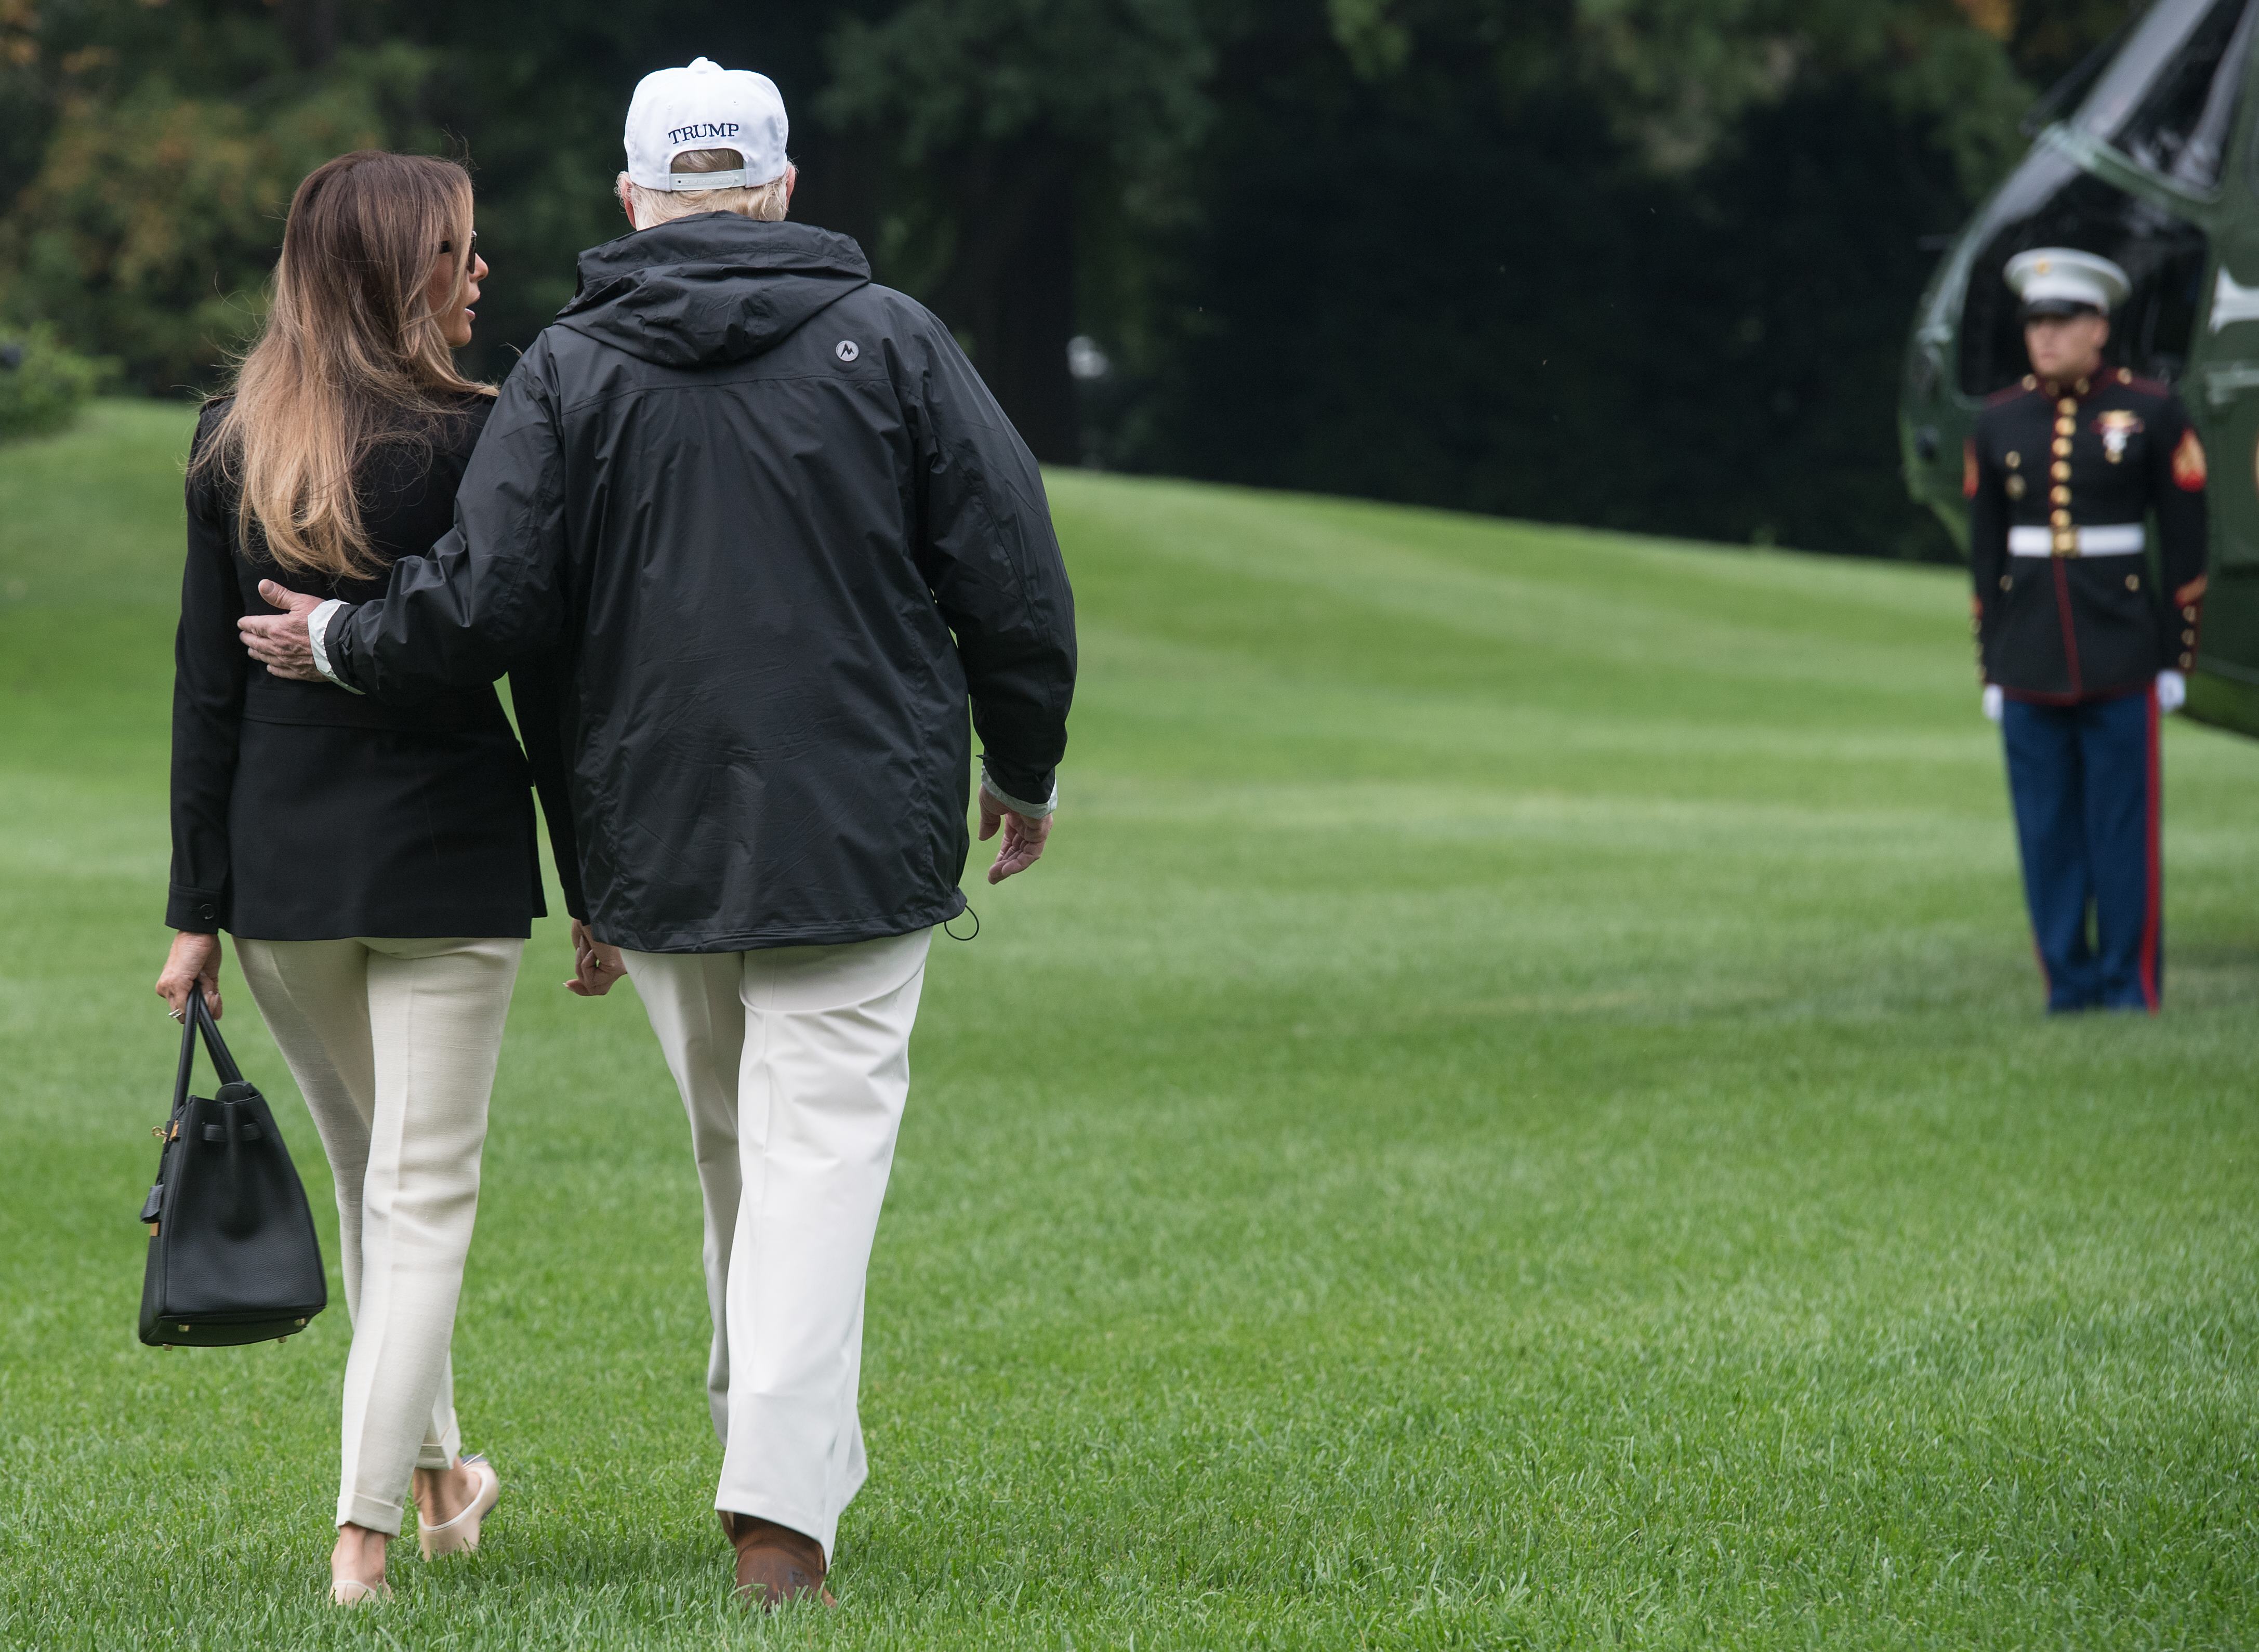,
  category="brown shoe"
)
[719,1510,835,1608]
